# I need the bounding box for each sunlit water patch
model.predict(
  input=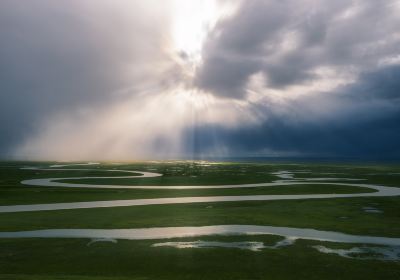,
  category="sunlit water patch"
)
[152,241,266,251]
[152,237,295,251]
[1,225,400,247]
[272,171,295,179]
[87,238,118,246]
[362,207,383,213]
[313,245,400,261]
